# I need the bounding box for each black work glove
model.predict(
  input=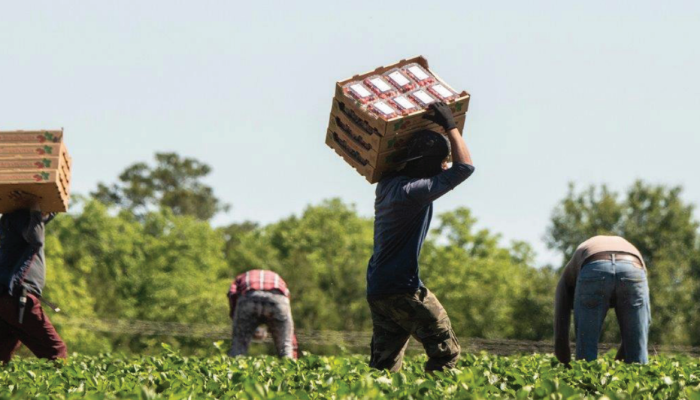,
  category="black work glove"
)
[425,101,456,131]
